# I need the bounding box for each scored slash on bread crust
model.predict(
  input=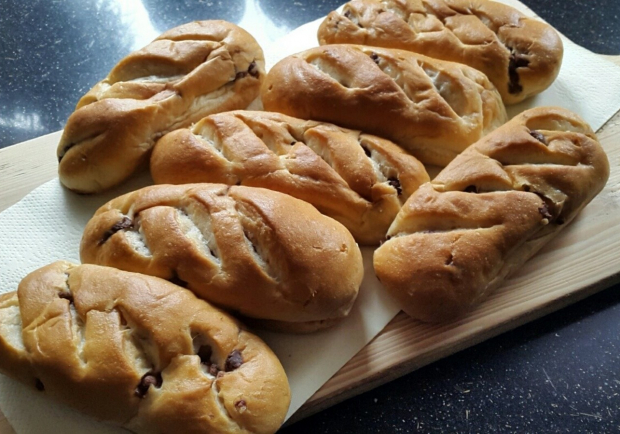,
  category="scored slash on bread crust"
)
[79,183,364,333]
[0,261,291,434]
[317,0,563,105]
[373,107,610,323]
[149,110,430,245]
[261,44,507,167]
[57,20,265,194]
